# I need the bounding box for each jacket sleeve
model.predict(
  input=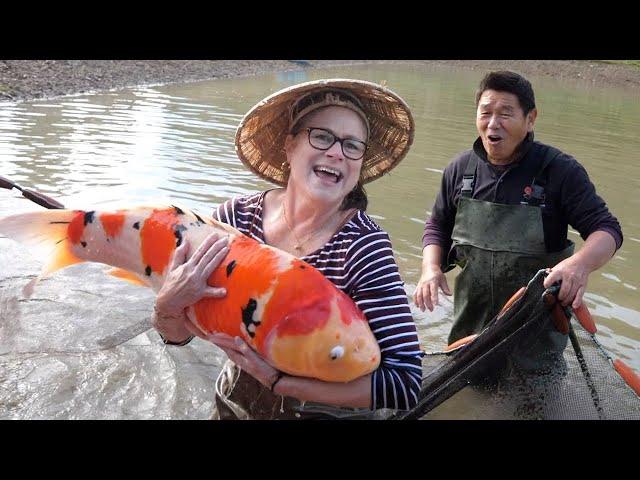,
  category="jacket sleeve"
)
[559,157,623,250]
[422,156,464,253]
